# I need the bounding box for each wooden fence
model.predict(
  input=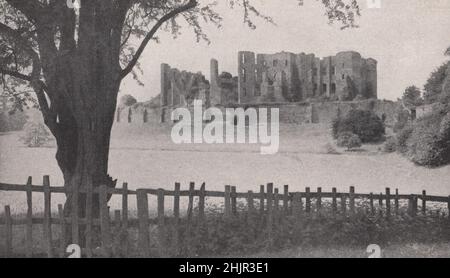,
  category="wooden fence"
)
[1,176,449,258]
